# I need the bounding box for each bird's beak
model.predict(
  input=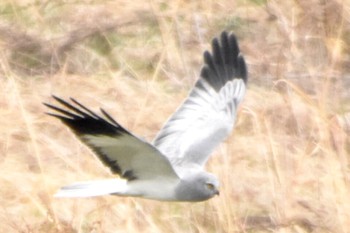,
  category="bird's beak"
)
[215,190,220,196]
